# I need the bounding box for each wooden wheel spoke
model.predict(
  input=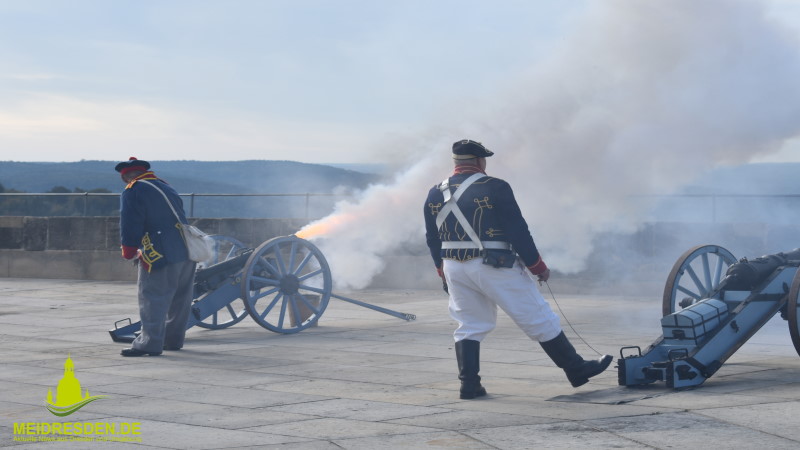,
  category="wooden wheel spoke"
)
[196,298,247,330]
[685,265,707,297]
[293,252,314,276]
[701,253,712,292]
[286,241,298,274]
[250,285,280,301]
[296,293,321,316]
[259,293,283,320]
[677,285,701,300]
[713,256,725,286]
[277,295,288,328]
[275,245,289,276]
[225,303,237,318]
[298,269,323,282]
[298,285,326,295]
[289,294,304,325]
[249,275,279,287]
[255,256,280,277]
